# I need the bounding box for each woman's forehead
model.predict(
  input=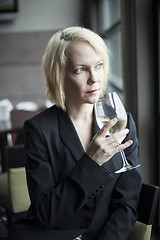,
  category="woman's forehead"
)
[65,42,102,65]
